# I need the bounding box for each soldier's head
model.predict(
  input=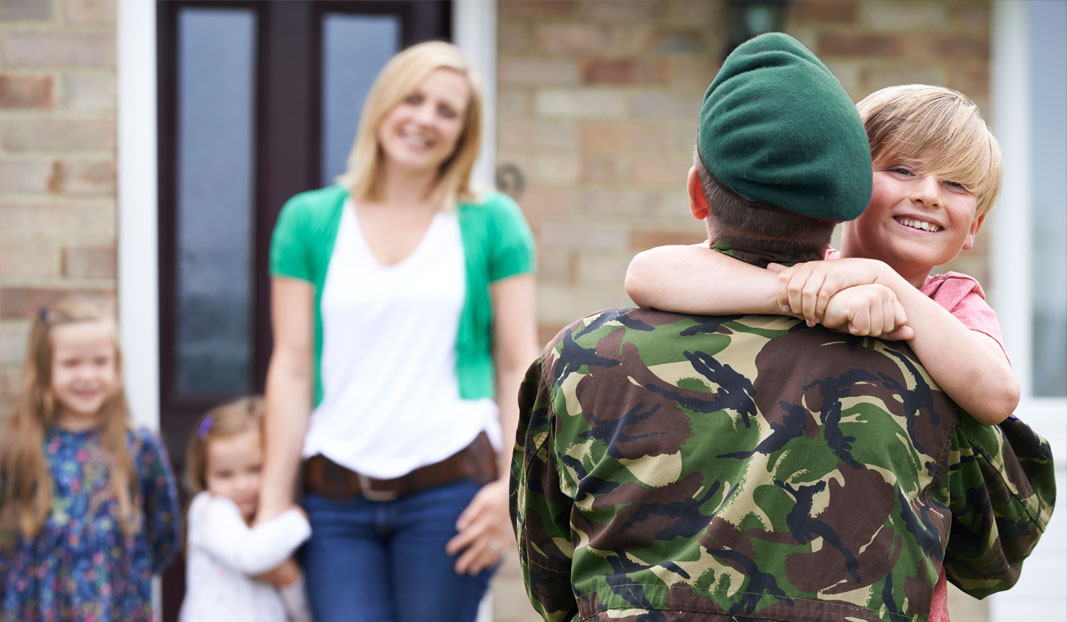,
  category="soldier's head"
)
[690,32,872,257]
